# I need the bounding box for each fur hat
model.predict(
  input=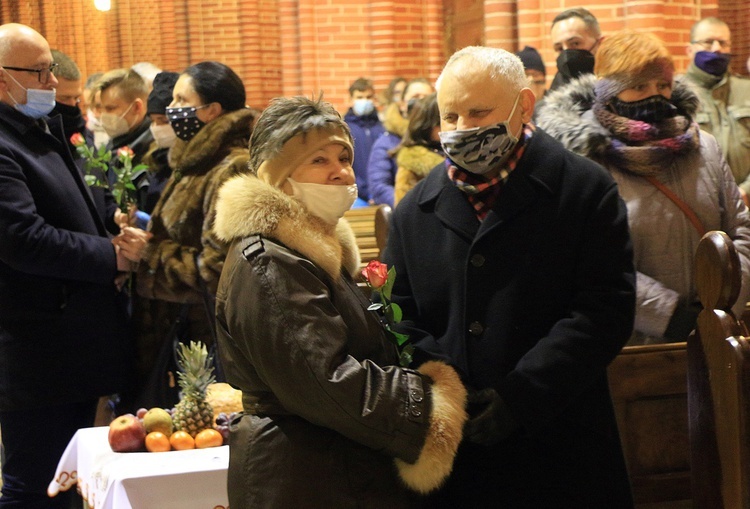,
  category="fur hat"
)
[255,127,354,188]
[147,71,179,115]
[515,46,545,76]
